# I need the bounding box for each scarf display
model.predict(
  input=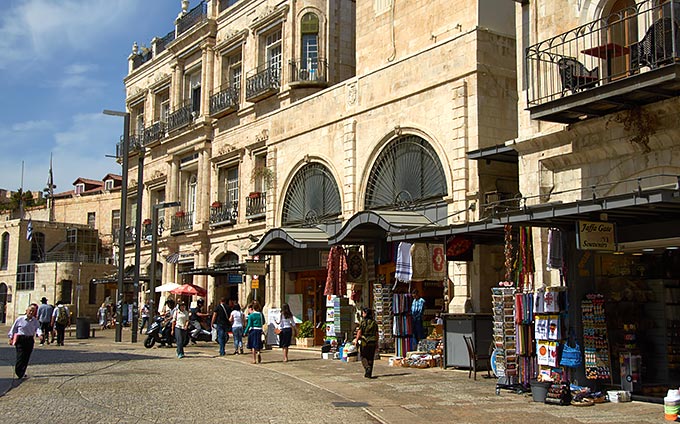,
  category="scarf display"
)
[429,243,446,280]
[324,245,347,296]
[410,243,430,281]
[395,242,413,282]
